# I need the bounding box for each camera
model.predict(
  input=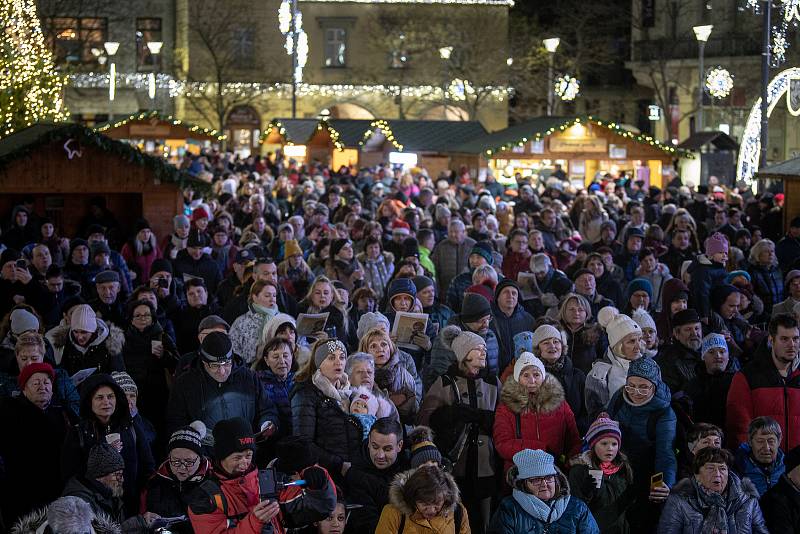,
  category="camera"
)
[157,277,169,289]
[15,259,27,269]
